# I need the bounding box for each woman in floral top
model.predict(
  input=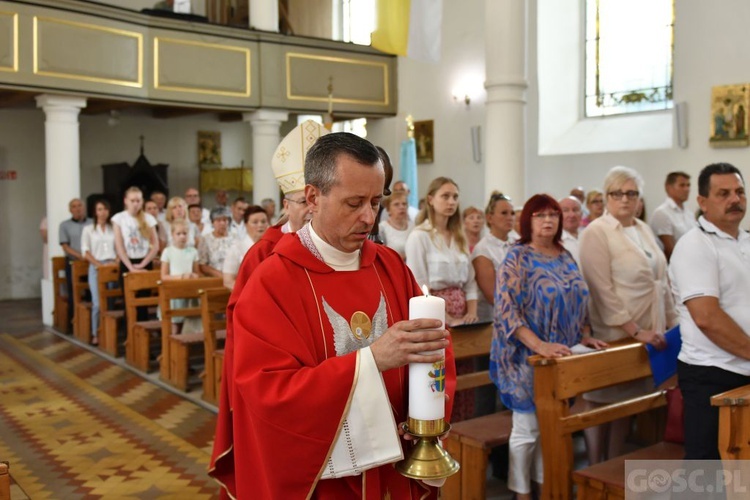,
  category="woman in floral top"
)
[491,194,606,500]
[198,207,236,278]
